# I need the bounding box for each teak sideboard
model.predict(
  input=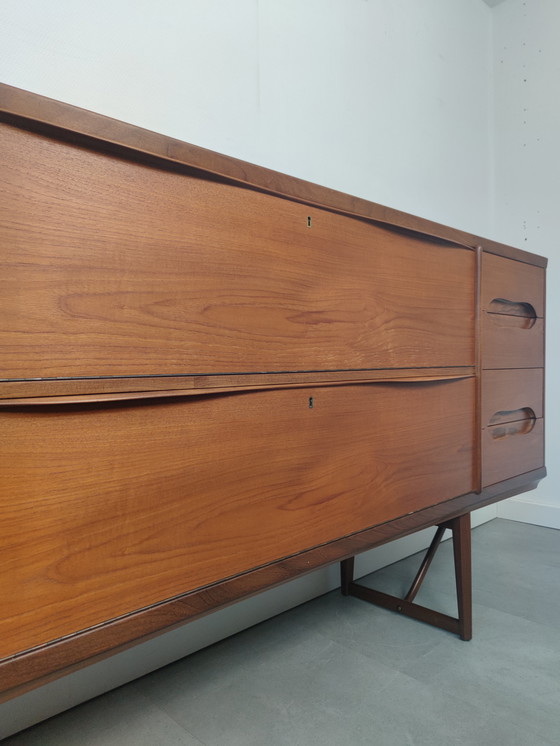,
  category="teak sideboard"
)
[0,83,546,702]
